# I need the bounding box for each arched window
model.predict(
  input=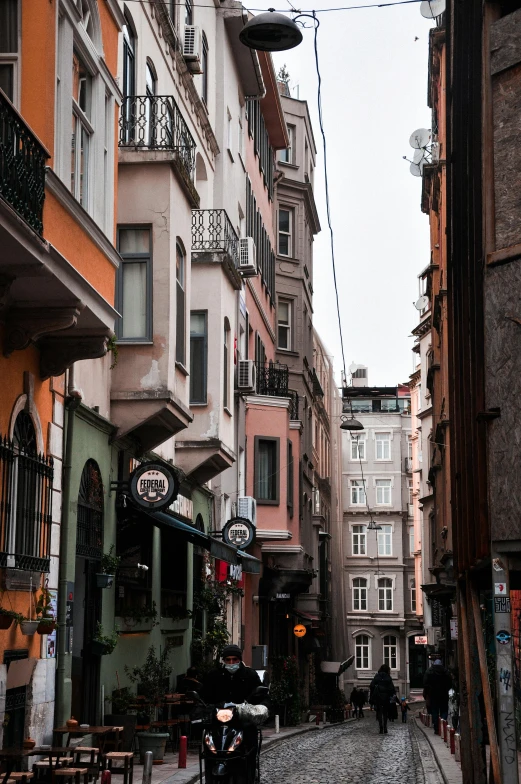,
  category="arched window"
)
[223,318,231,408]
[77,460,104,559]
[383,635,397,670]
[121,12,136,144]
[352,577,367,611]
[378,577,393,612]
[355,634,370,670]
[145,60,157,146]
[176,243,186,365]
